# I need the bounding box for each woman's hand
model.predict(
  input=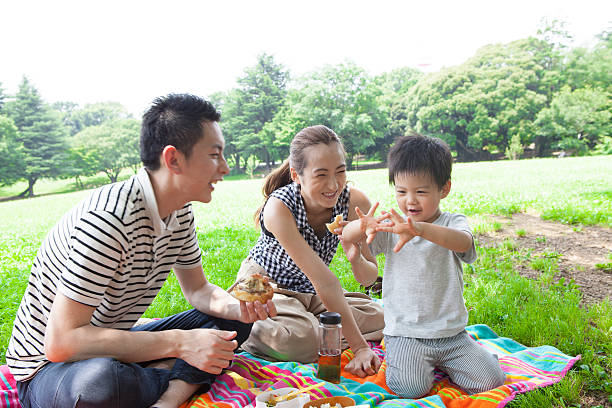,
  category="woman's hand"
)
[344,347,381,377]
